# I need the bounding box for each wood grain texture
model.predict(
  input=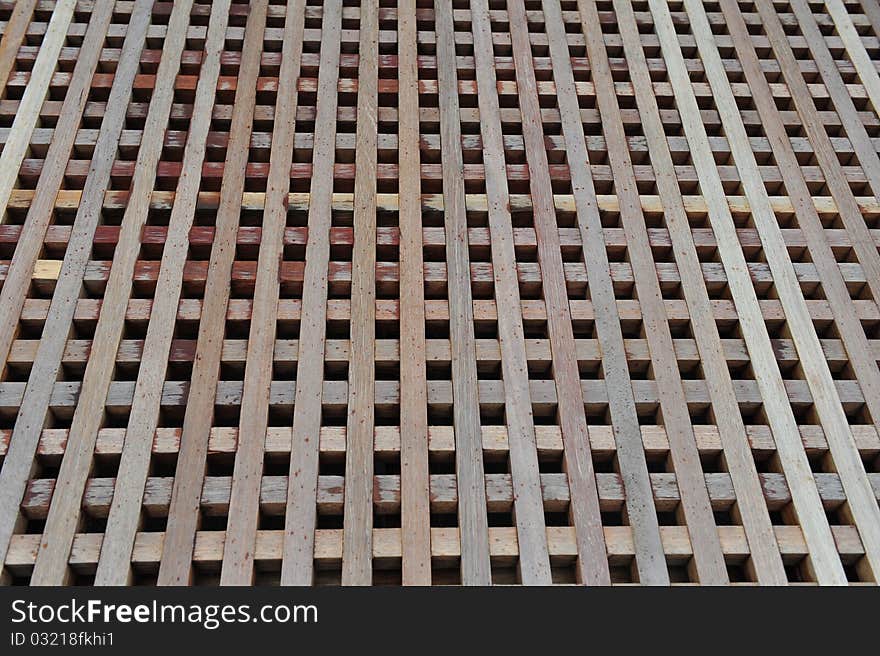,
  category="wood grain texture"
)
[0,0,119,376]
[501,0,612,585]
[0,0,75,223]
[577,0,728,584]
[472,0,551,585]
[0,0,38,94]
[94,0,268,586]
[341,0,378,586]
[684,0,880,582]
[436,0,491,585]
[159,0,307,587]
[279,0,343,586]
[29,0,208,585]
[2,0,878,586]
[397,0,432,586]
